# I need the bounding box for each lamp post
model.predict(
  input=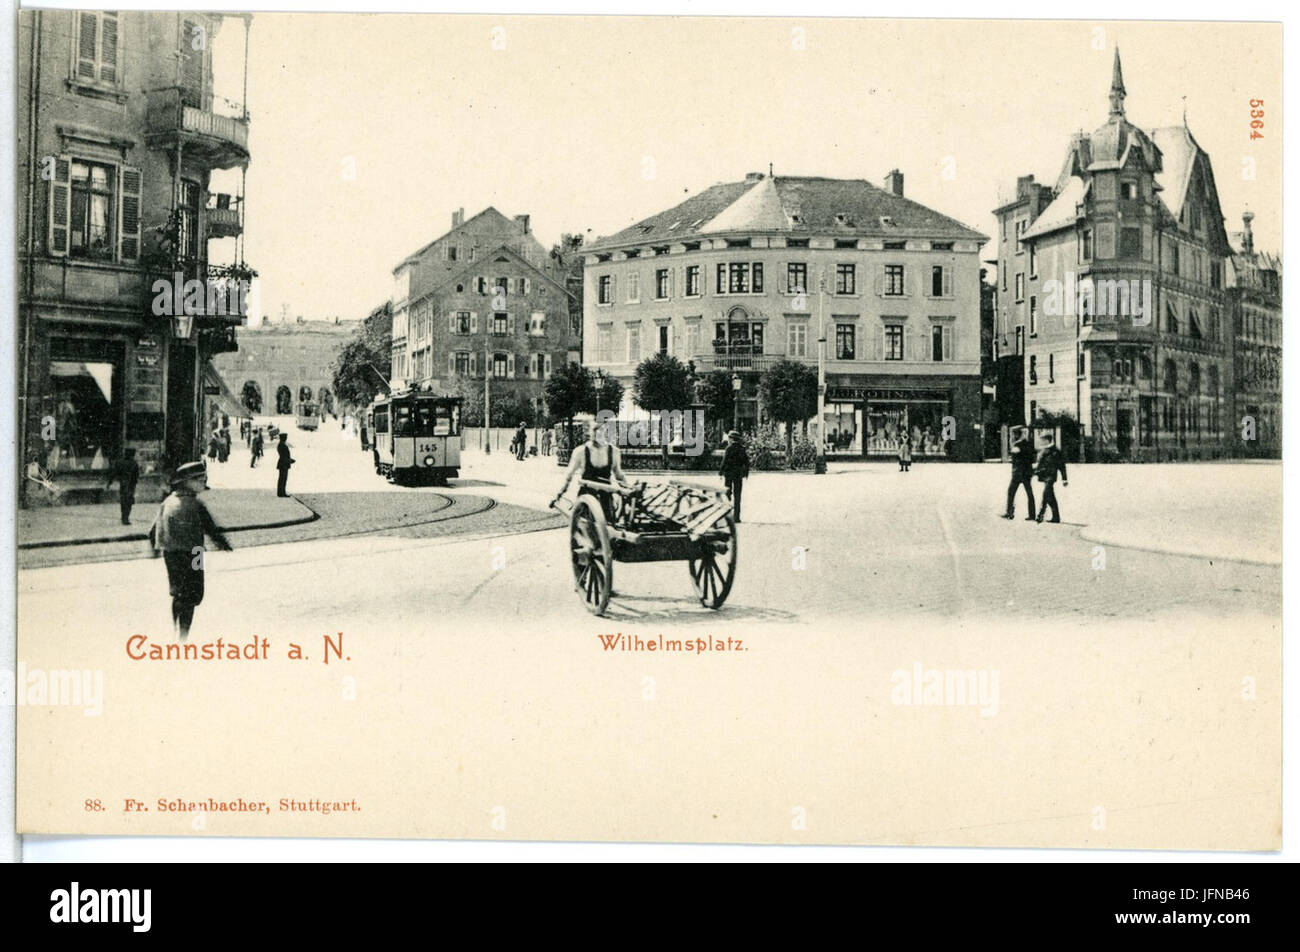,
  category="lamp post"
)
[731,372,741,432]
[815,268,827,474]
